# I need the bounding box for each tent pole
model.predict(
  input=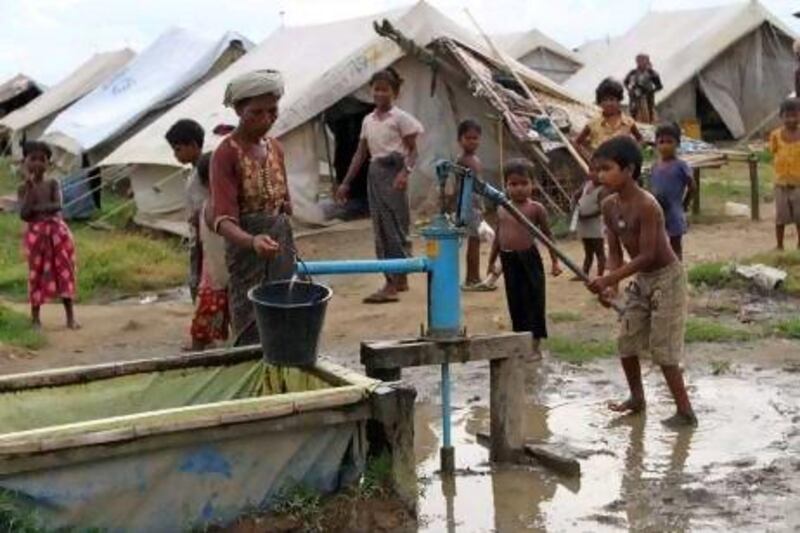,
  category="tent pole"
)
[463,8,590,177]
